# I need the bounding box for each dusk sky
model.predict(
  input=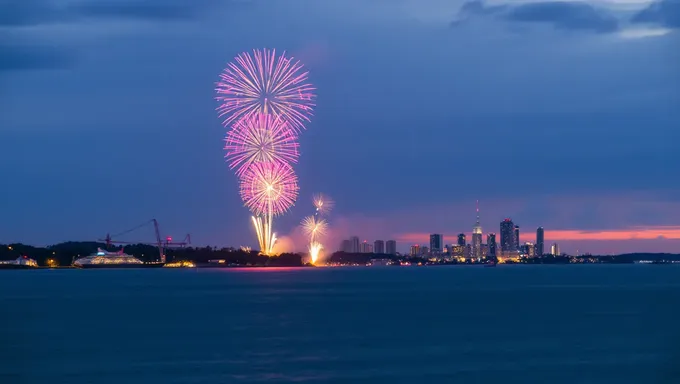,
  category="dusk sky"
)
[1,0,679,254]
